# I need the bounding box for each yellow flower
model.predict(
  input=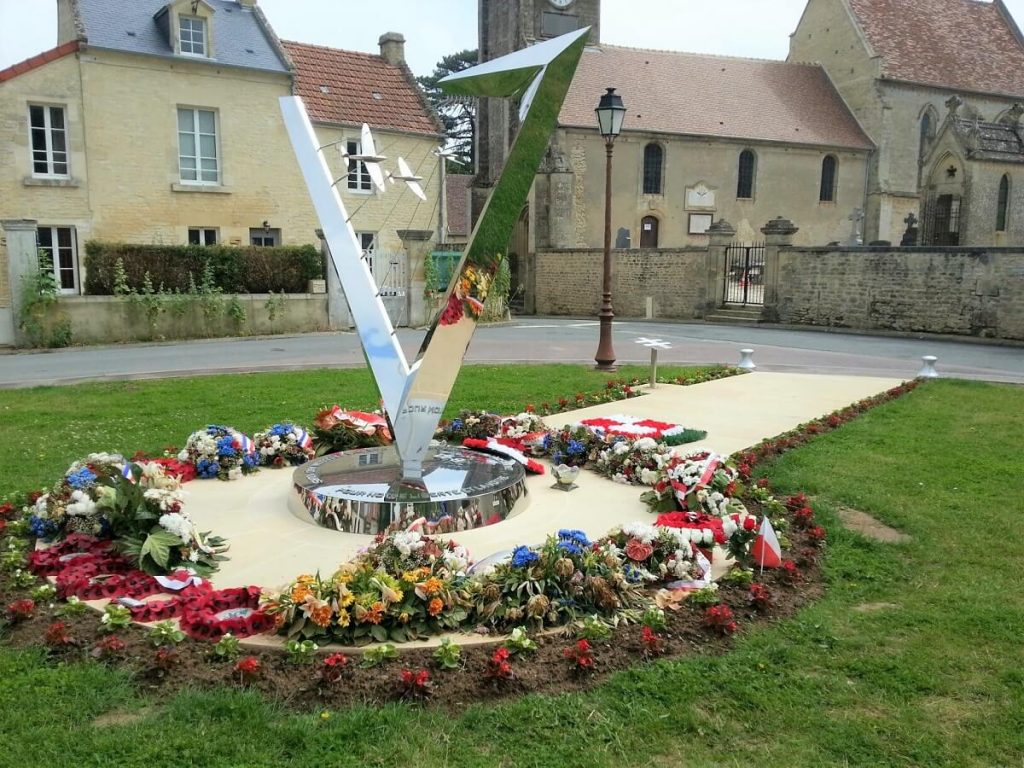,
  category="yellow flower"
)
[381,585,403,604]
[296,574,316,585]
[336,608,351,627]
[398,612,410,624]
[336,583,355,609]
